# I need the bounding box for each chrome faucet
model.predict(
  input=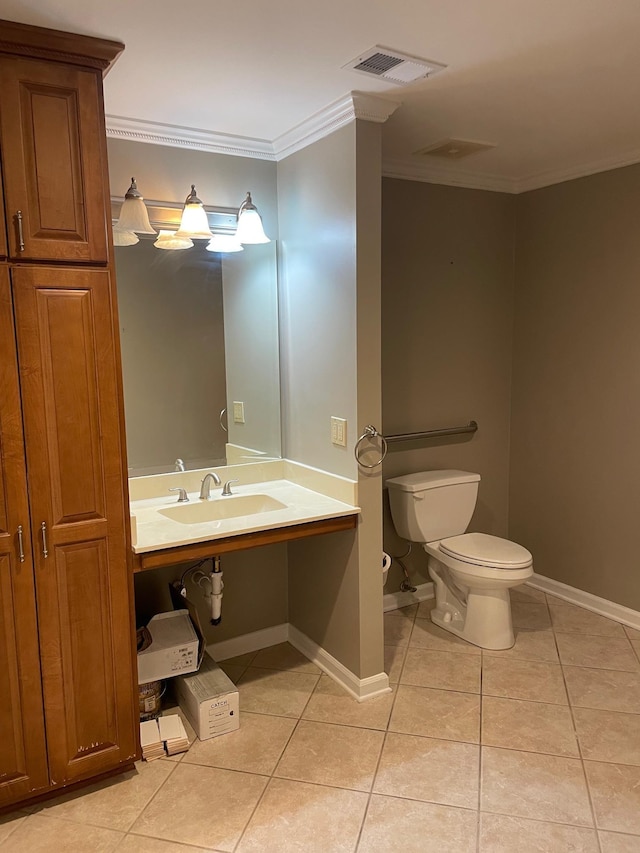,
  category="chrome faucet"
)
[199,472,222,500]
[221,479,239,496]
